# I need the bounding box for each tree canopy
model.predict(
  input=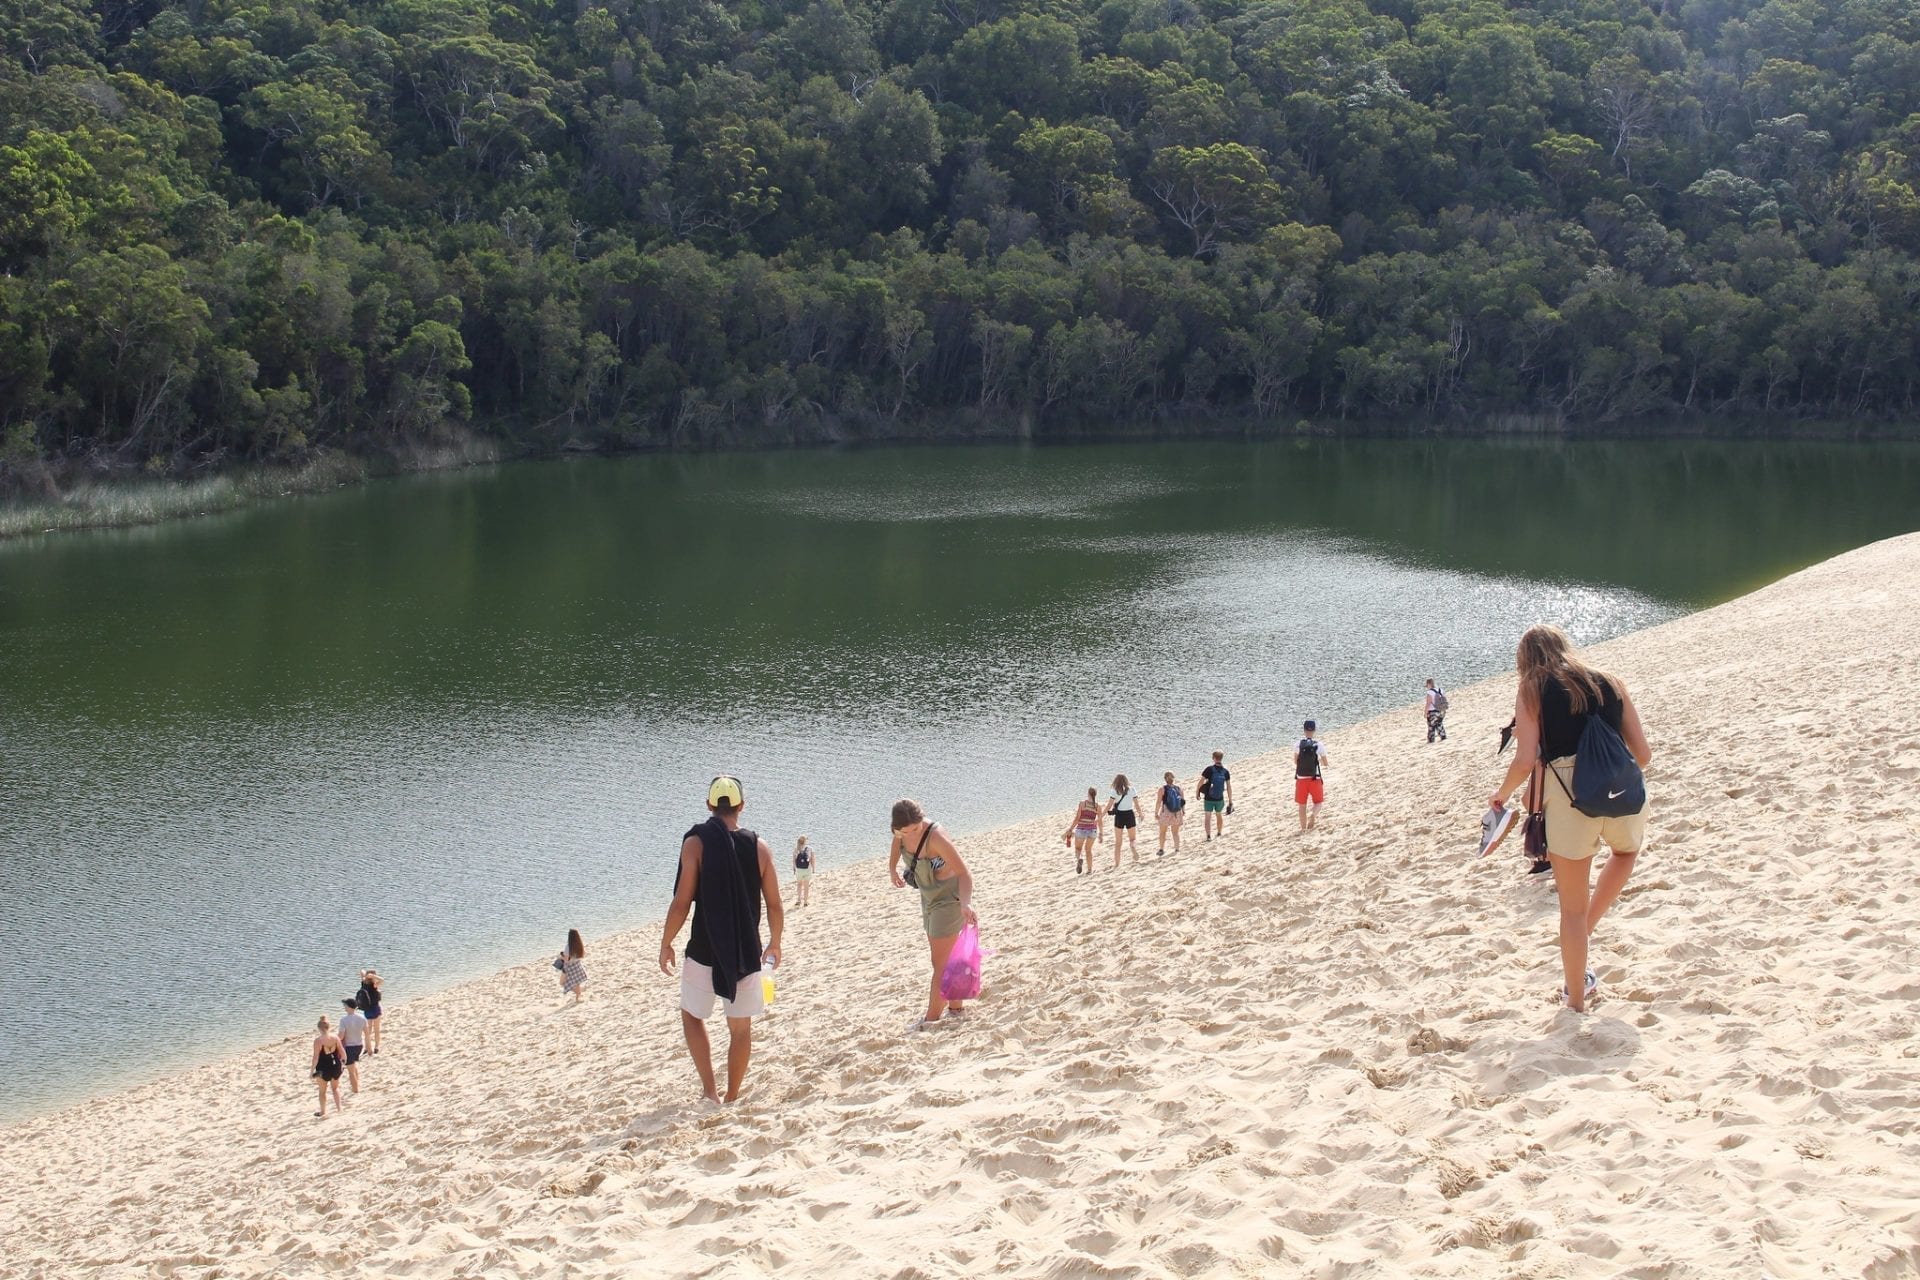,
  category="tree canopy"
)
[4,0,1919,473]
